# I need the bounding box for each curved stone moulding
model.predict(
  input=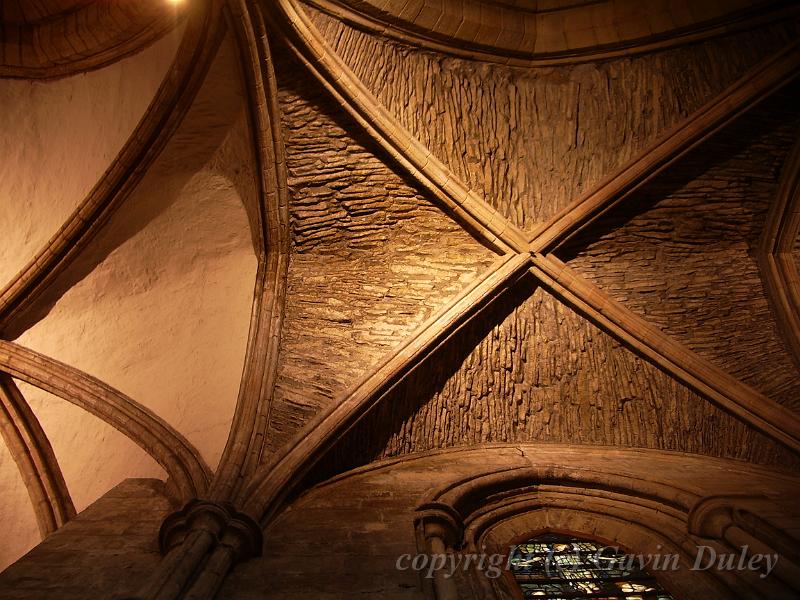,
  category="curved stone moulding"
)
[0,341,212,501]
[423,465,697,519]
[0,29,183,295]
[257,445,800,599]
[301,0,799,67]
[0,373,75,537]
[0,0,227,340]
[759,137,800,370]
[410,449,800,598]
[209,0,291,503]
[0,1,184,79]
